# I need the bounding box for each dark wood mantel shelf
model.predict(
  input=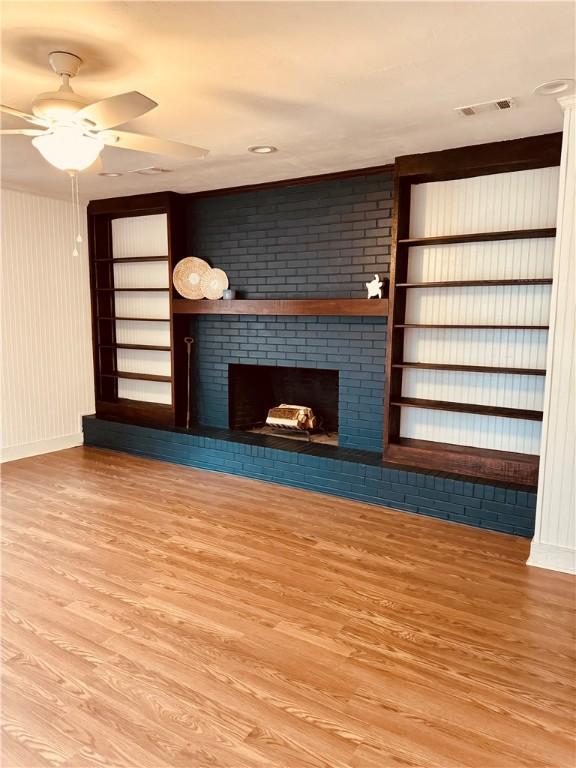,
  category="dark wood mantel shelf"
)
[173,298,389,317]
